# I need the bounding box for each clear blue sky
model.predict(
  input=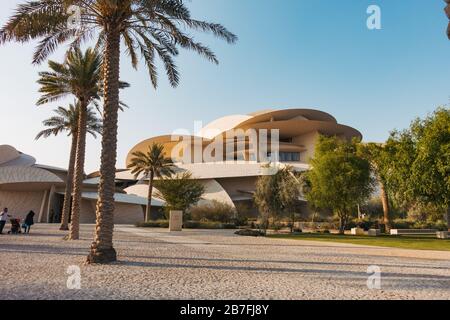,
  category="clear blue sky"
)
[0,0,449,172]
